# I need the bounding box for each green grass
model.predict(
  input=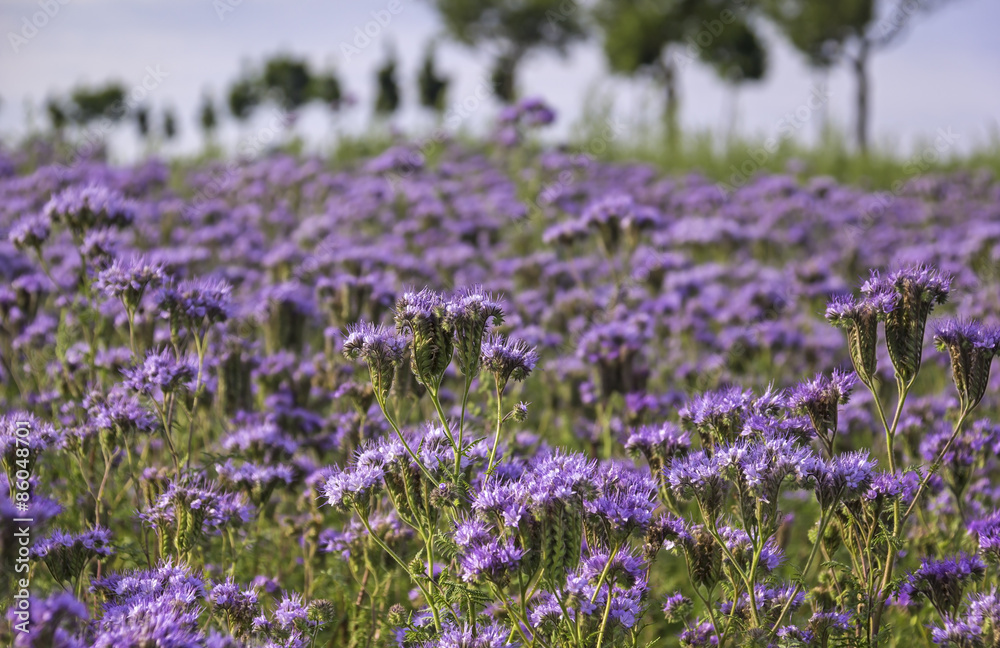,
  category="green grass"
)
[566,102,1000,189]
